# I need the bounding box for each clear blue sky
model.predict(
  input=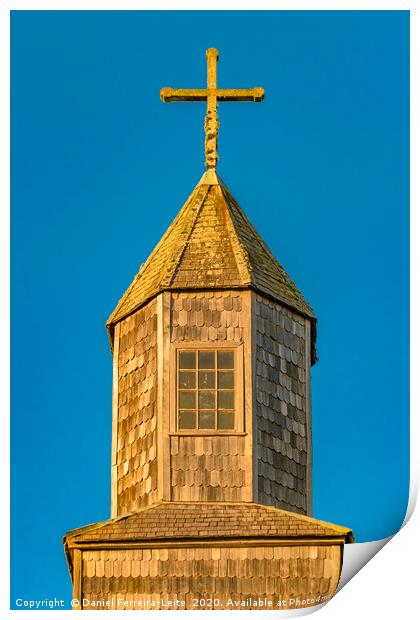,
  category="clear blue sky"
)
[11,10,409,609]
